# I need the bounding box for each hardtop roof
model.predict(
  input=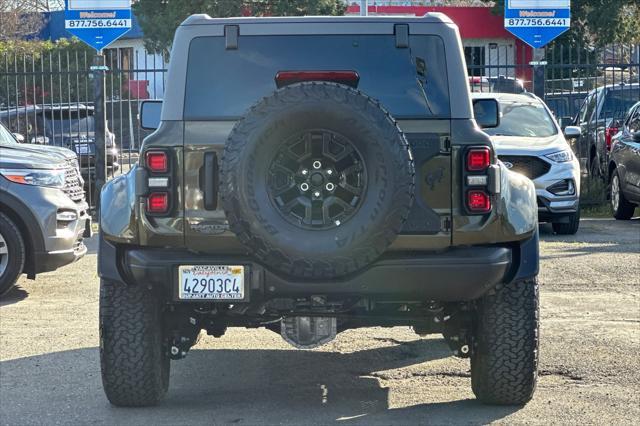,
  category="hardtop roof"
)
[180,13,453,27]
